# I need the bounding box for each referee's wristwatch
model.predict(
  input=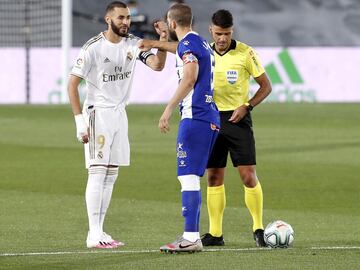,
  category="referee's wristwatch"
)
[244,102,254,112]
